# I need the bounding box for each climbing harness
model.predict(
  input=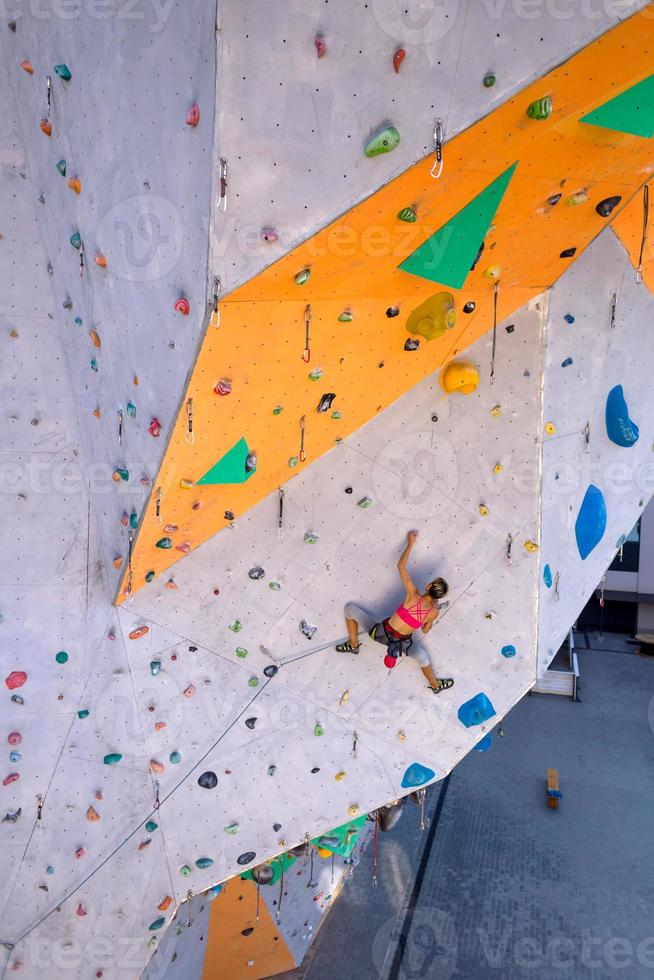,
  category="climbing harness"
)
[302,304,312,362]
[610,292,617,329]
[430,118,444,179]
[506,532,513,567]
[637,183,649,284]
[299,415,307,462]
[218,158,228,212]
[490,281,499,384]
[185,398,194,445]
